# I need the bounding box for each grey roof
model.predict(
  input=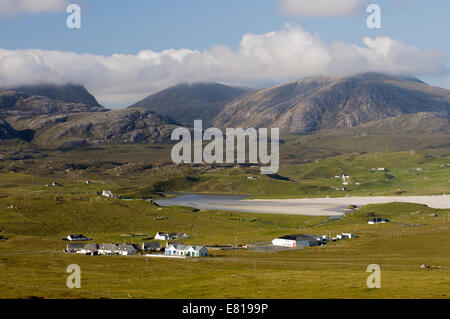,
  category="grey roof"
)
[167,244,205,252]
[143,242,160,249]
[99,243,117,251]
[187,245,206,251]
[277,234,319,241]
[167,244,187,250]
[67,243,84,249]
[83,243,99,251]
[115,244,138,252]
